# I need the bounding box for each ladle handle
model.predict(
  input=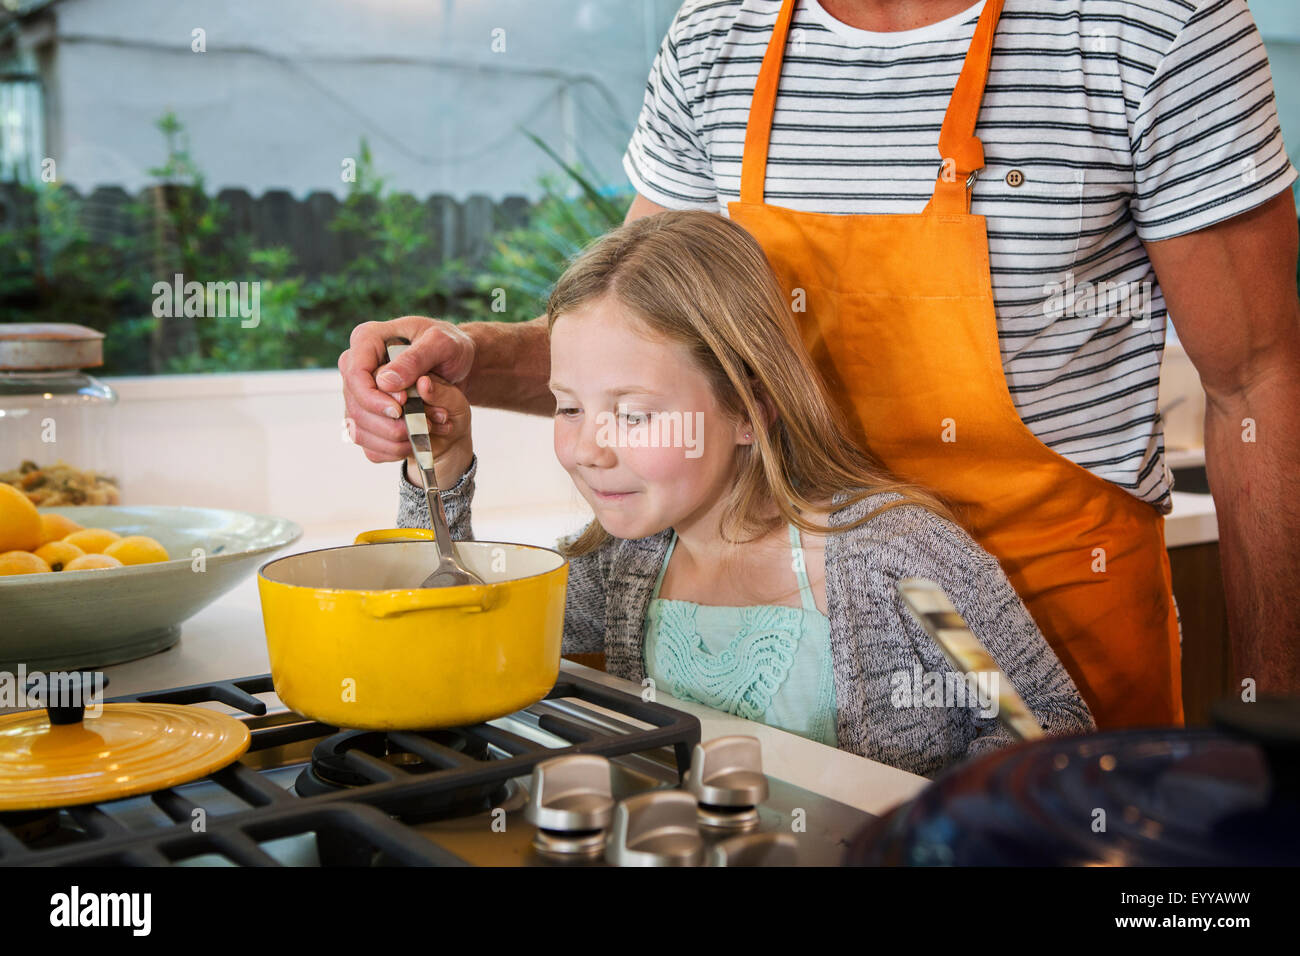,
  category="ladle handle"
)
[383,338,455,553]
[896,578,1045,742]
